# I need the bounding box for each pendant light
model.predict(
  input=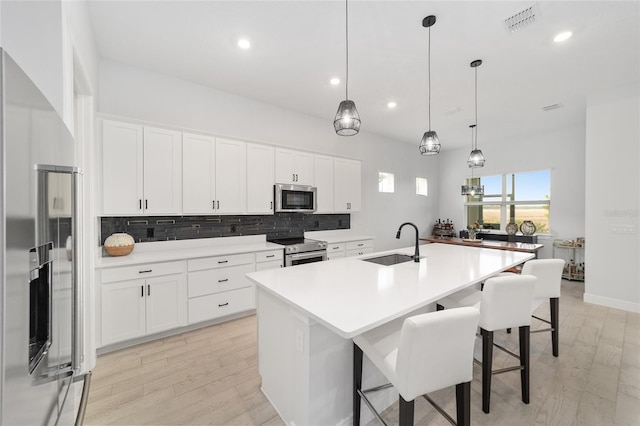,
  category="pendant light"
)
[334,0,360,136]
[467,59,486,167]
[461,124,485,196]
[419,15,440,156]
